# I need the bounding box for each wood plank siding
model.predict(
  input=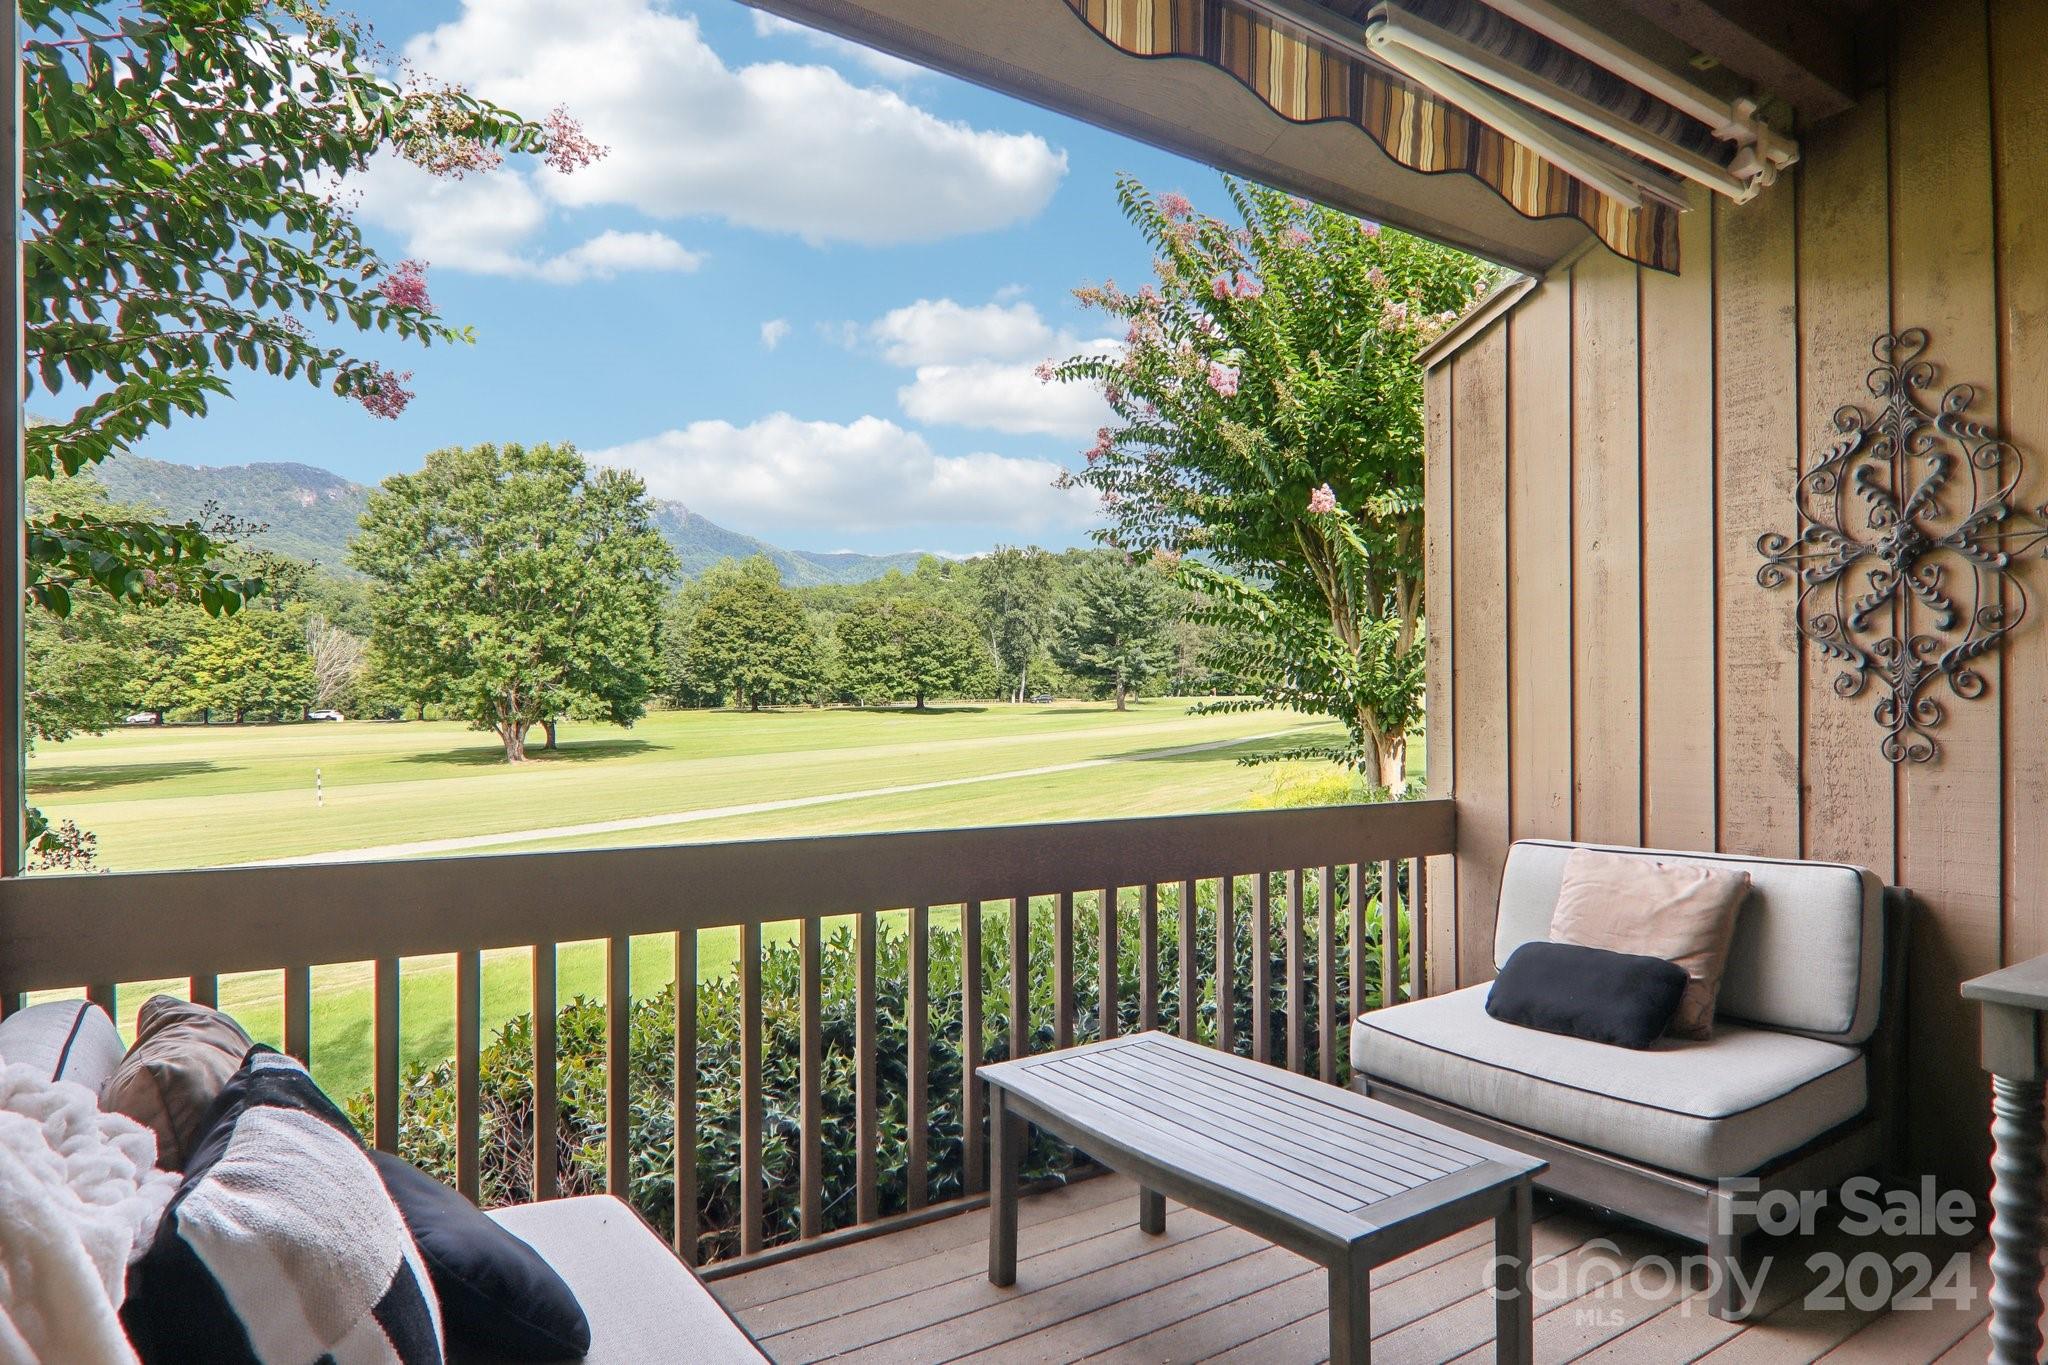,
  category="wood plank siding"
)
[1422,0,2045,1196]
